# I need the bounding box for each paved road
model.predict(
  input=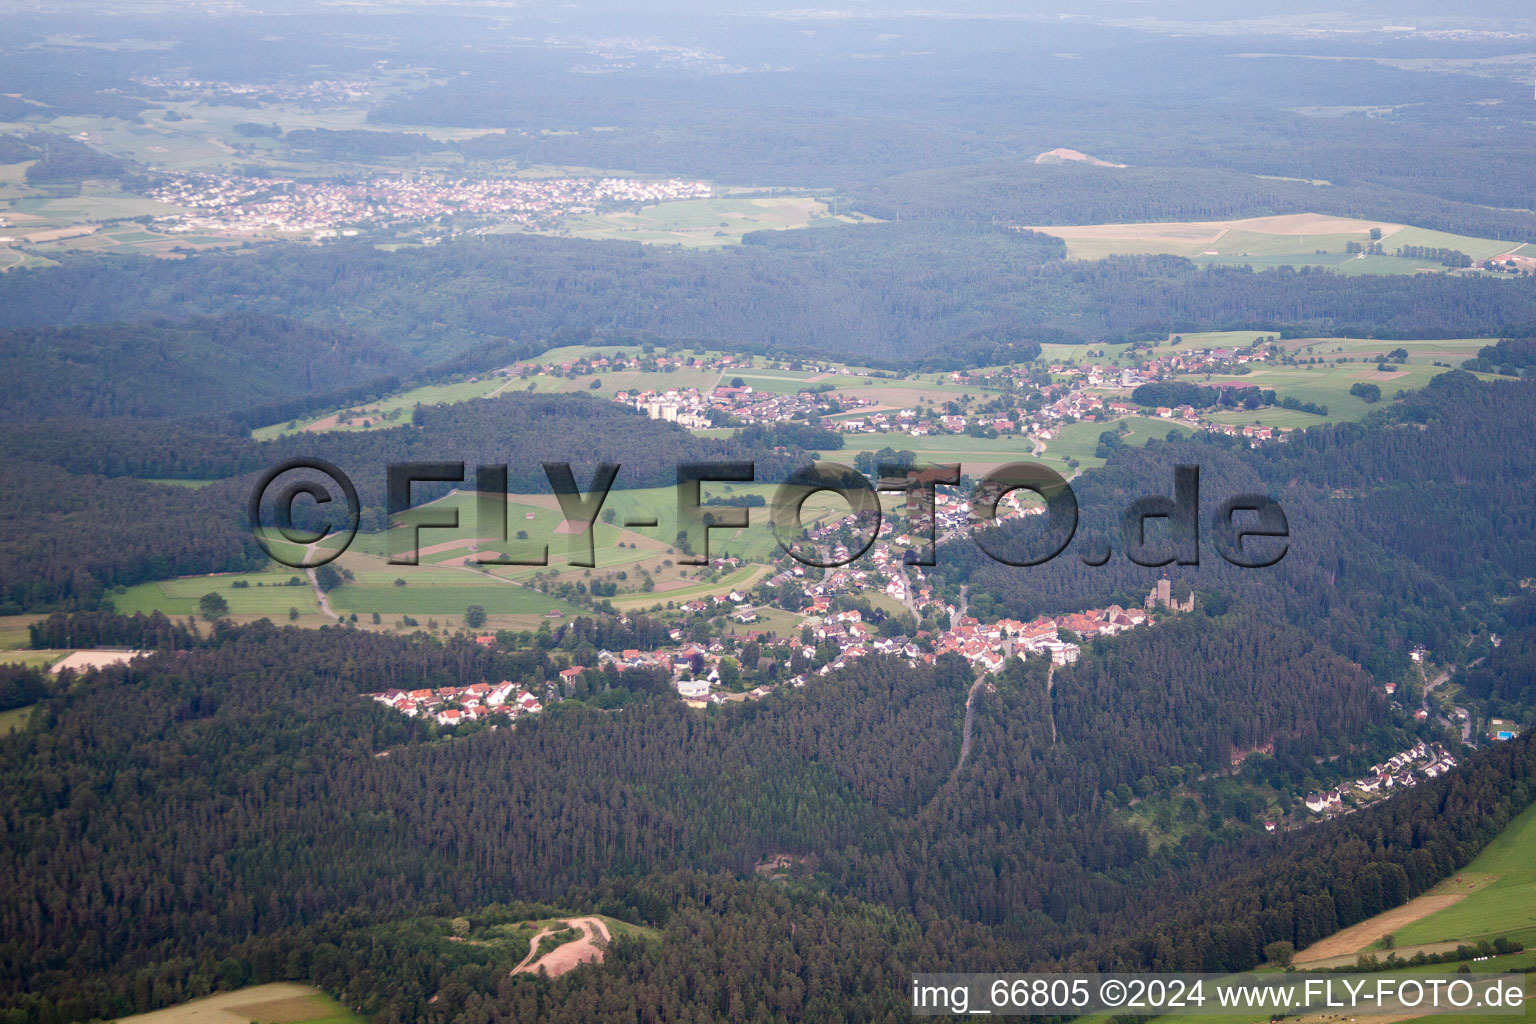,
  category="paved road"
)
[894,563,921,617]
